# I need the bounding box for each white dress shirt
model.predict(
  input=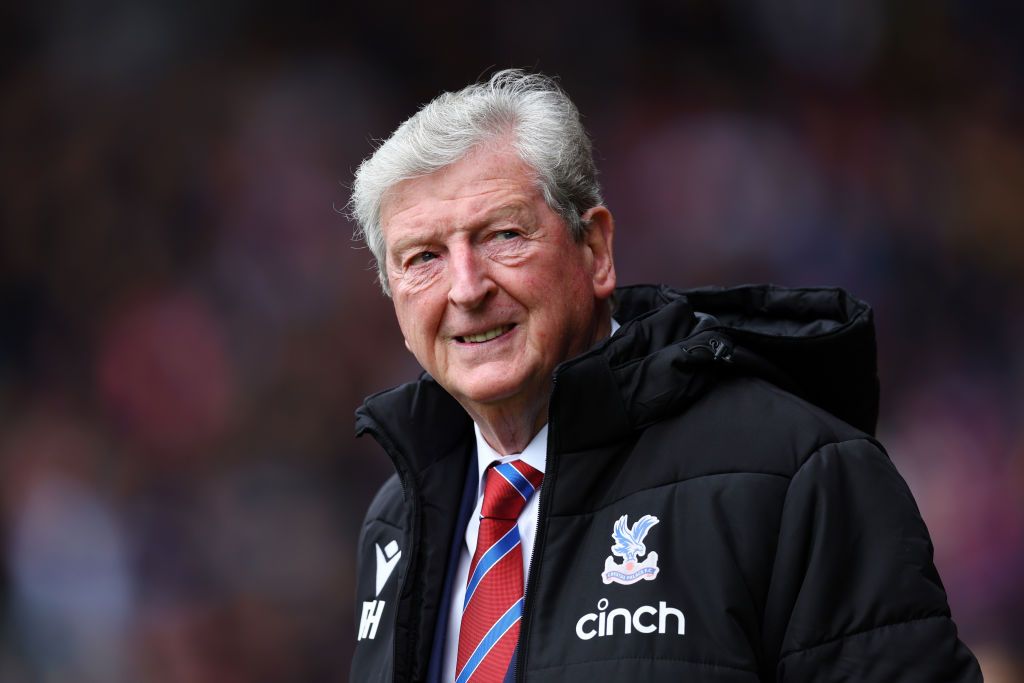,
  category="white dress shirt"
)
[440,423,548,682]
[441,319,618,681]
